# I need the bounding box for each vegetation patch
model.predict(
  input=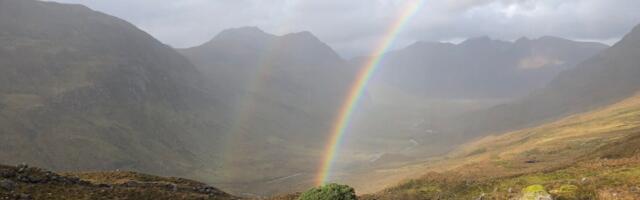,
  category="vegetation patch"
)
[298,183,356,200]
[521,185,551,200]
